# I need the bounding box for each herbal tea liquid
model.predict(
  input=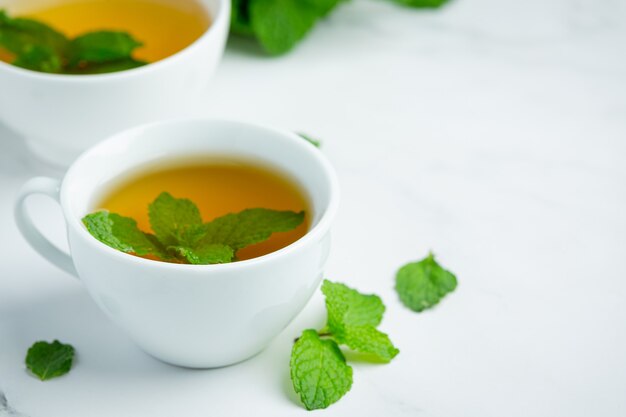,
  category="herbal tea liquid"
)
[96,160,311,261]
[3,0,210,63]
